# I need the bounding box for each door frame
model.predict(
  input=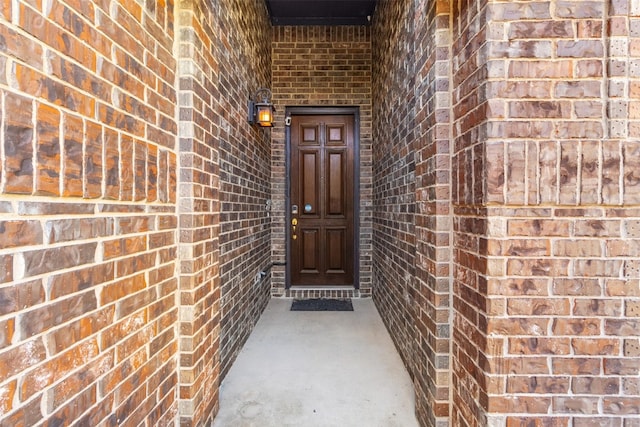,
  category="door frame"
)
[285,106,360,289]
